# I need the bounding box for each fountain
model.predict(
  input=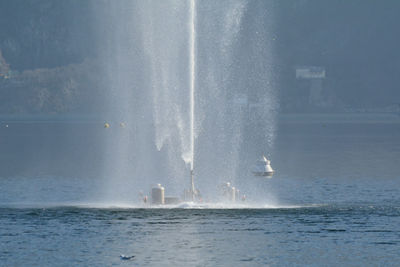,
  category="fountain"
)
[93,0,278,205]
[189,0,197,201]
